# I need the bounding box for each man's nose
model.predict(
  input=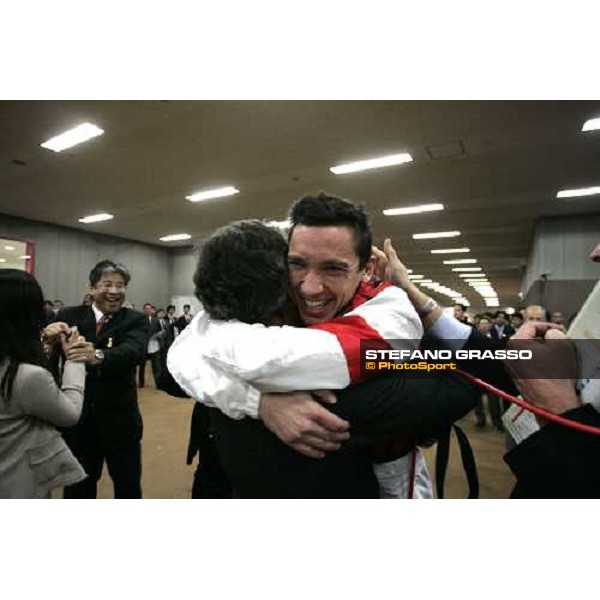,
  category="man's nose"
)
[590,243,600,263]
[301,270,325,296]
